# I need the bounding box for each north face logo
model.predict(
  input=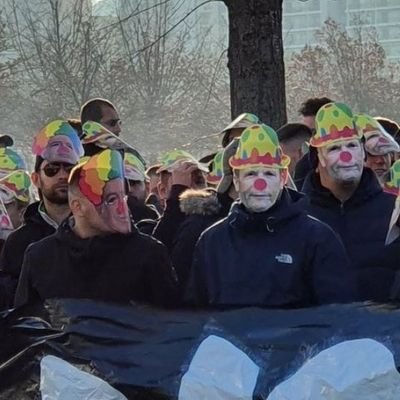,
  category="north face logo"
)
[275,254,293,264]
